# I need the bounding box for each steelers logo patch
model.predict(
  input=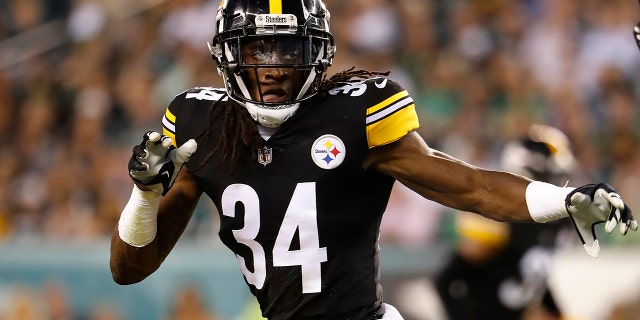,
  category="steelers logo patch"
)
[311,134,346,169]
